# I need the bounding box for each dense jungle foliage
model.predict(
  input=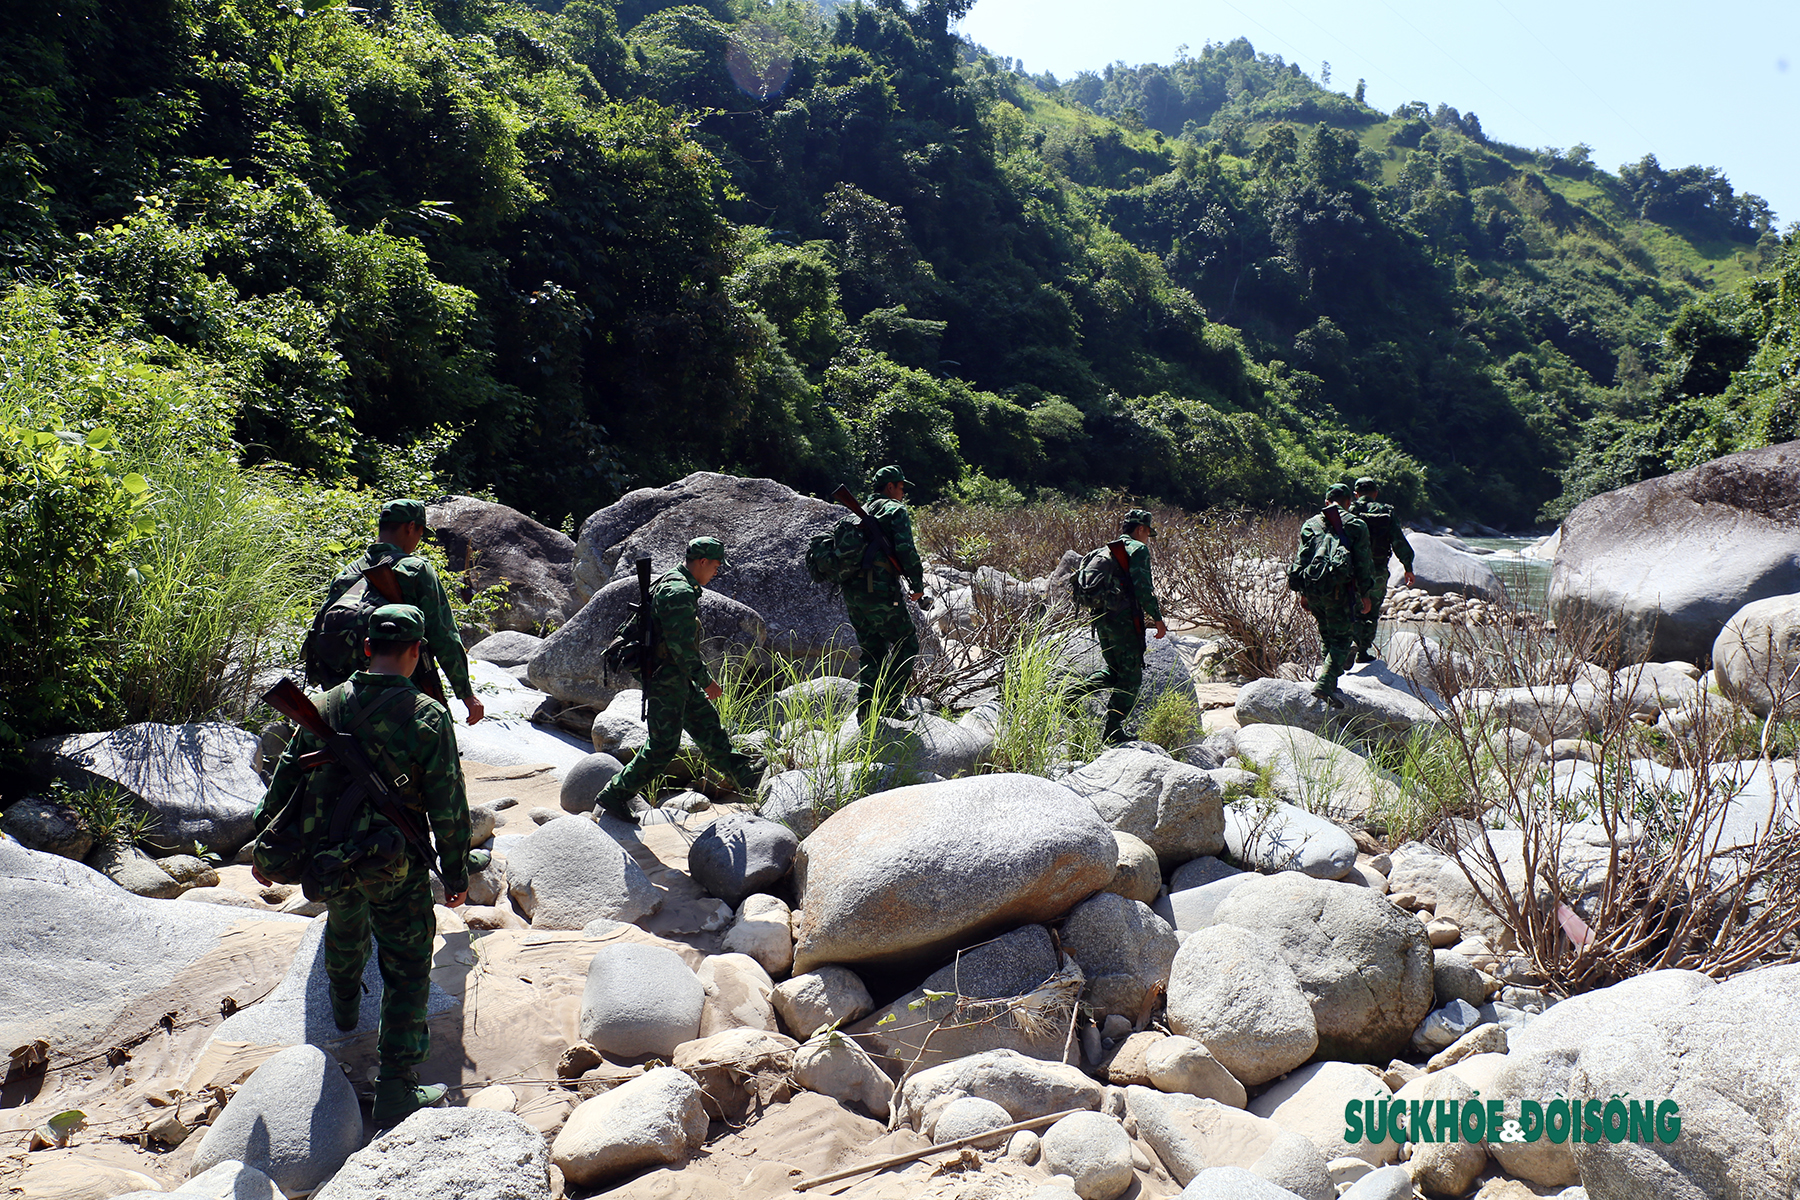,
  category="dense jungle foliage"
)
[4,0,1792,533]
